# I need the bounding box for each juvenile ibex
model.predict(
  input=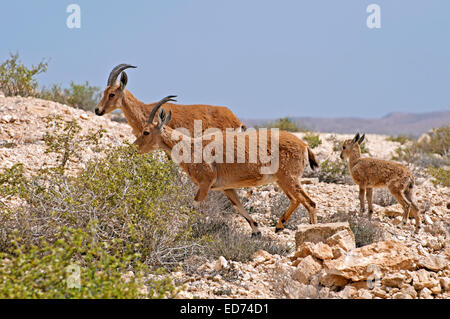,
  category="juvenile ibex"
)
[340,133,421,232]
[95,64,245,137]
[133,96,320,236]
